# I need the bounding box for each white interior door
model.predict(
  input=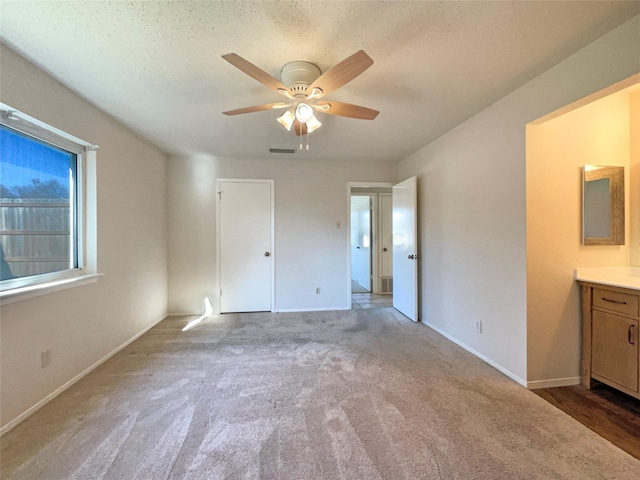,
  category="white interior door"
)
[219,180,273,313]
[392,176,418,321]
